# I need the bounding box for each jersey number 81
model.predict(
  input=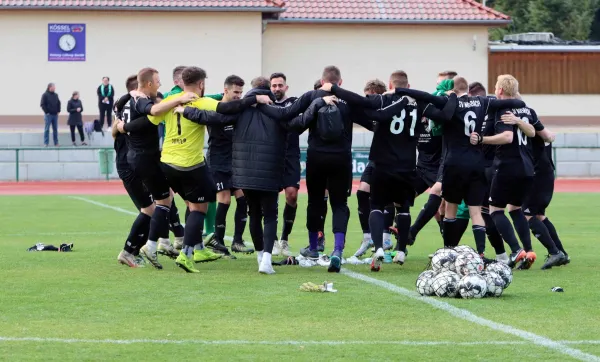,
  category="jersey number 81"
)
[390,108,417,136]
